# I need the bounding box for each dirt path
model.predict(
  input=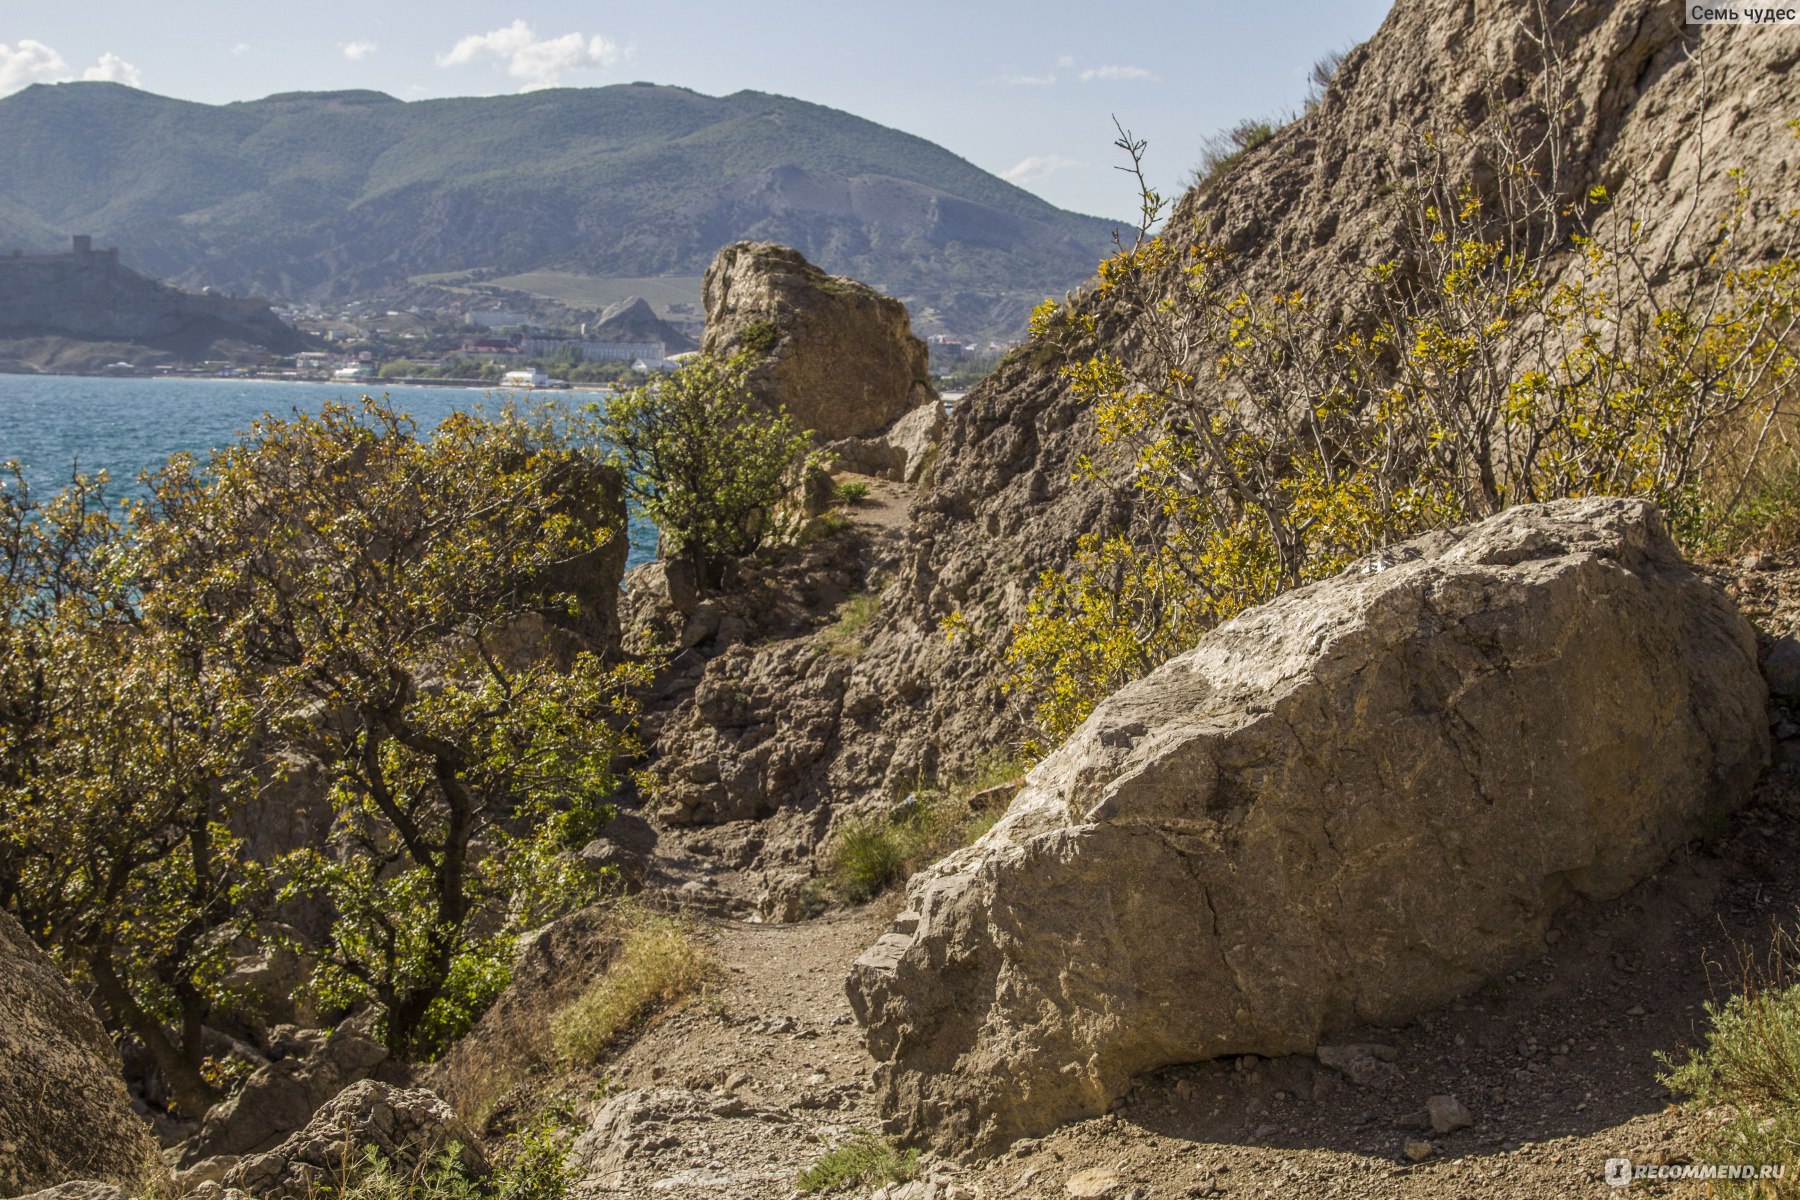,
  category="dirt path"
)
[552,748,1799,1199]
[538,556,1800,1198]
